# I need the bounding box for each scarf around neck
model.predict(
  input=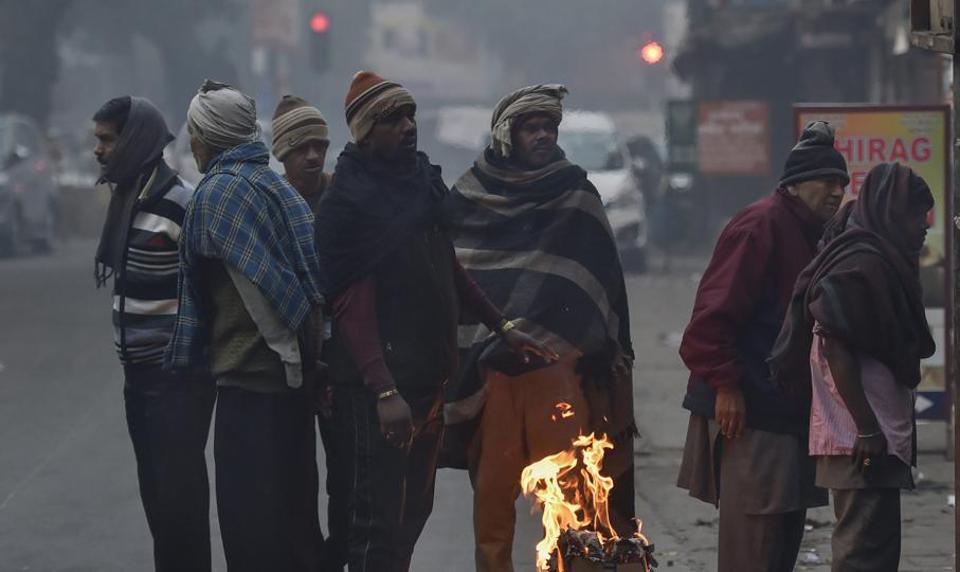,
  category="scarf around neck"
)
[314,143,447,296]
[94,96,174,287]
